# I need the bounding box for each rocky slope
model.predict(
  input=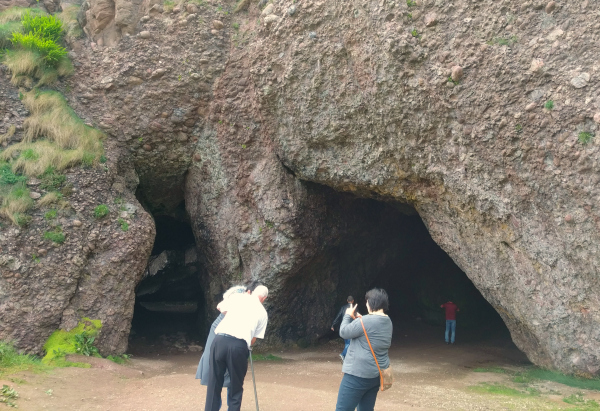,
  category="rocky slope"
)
[1,0,600,376]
